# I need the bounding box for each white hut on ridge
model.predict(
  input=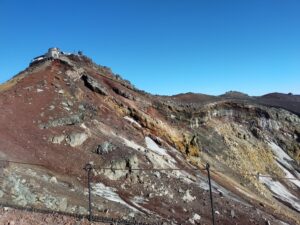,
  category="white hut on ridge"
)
[46,47,60,59]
